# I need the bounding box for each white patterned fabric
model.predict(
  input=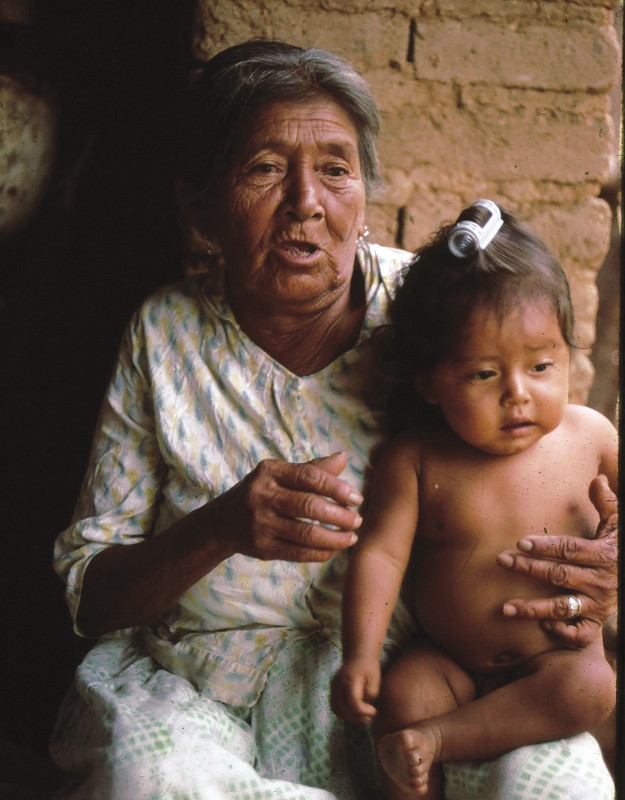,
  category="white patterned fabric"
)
[50,635,375,800]
[50,636,614,800]
[444,734,614,800]
[51,242,614,799]
[54,241,406,707]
